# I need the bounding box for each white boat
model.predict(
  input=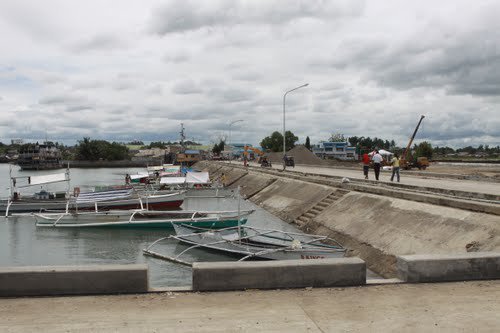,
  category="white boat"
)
[1,167,185,216]
[143,224,346,266]
[34,209,255,228]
